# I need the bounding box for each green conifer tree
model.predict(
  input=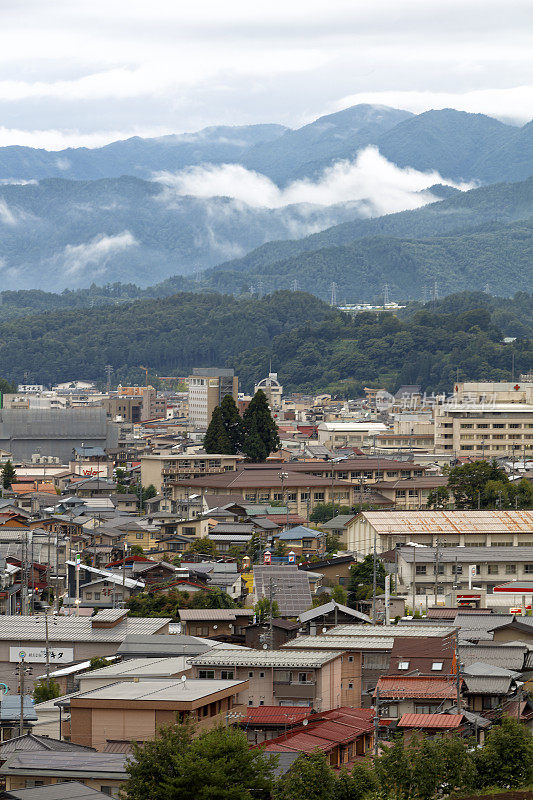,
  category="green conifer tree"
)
[203,406,232,454]
[220,394,245,452]
[242,389,280,462]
